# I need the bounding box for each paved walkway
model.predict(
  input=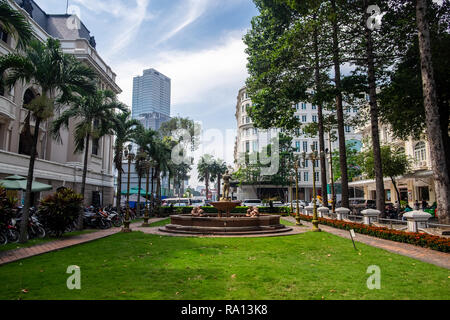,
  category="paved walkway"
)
[0,218,165,266]
[283,216,450,269]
